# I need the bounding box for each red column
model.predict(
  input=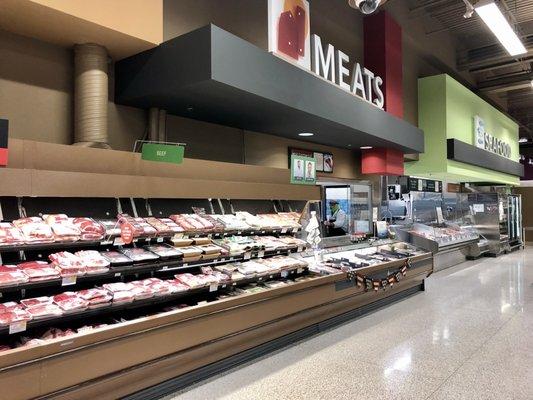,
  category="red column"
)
[361,11,404,175]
